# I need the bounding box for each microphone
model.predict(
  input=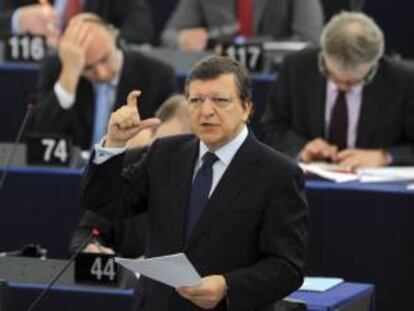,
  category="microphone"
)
[0,101,35,191]
[26,228,100,311]
[0,243,47,258]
